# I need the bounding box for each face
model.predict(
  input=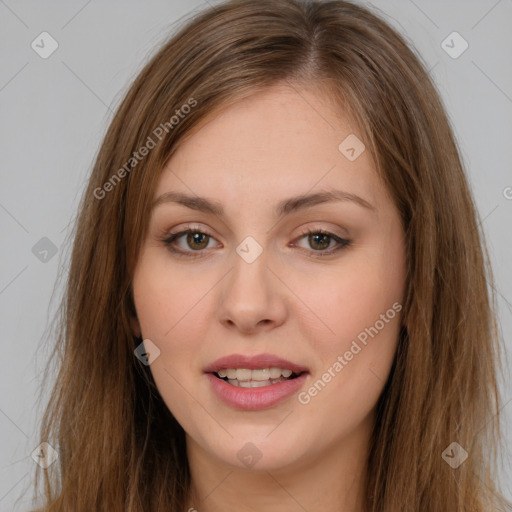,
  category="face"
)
[131,82,406,473]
